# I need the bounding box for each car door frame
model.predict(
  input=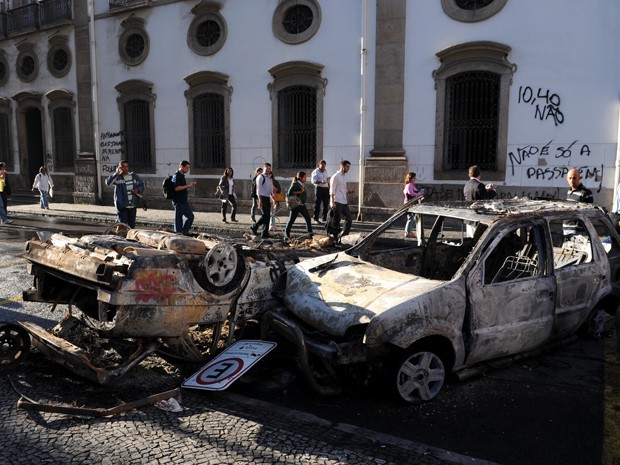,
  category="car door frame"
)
[464,219,556,365]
